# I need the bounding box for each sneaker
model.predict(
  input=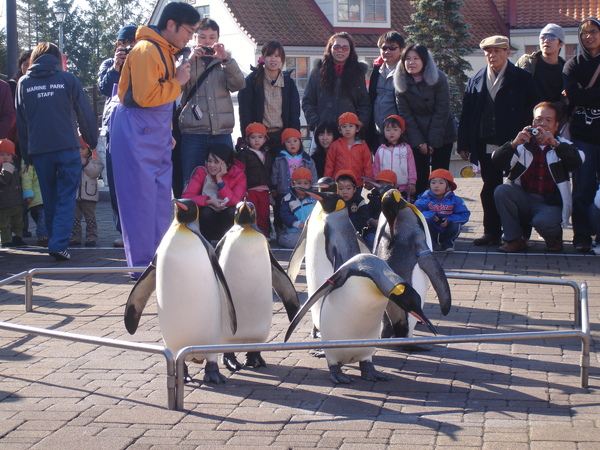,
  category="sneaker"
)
[49,250,71,261]
[545,230,563,253]
[69,239,82,246]
[445,247,455,252]
[113,237,124,248]
[1,242,16,248]
[23,230,32,238]
[84,240,97,247]
[37,236,49,247]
